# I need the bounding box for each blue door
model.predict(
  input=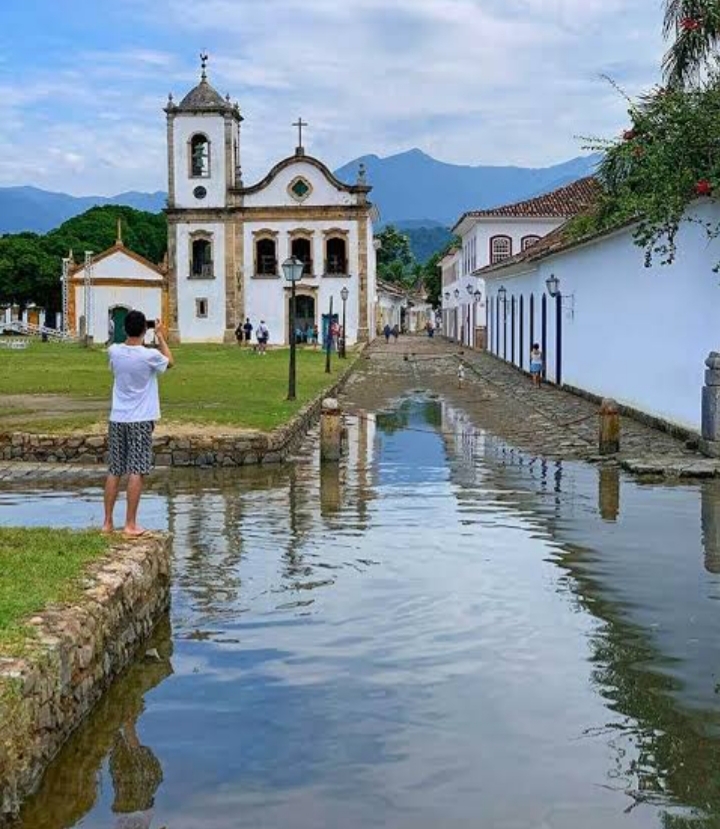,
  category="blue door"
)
[321,313,339,348]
